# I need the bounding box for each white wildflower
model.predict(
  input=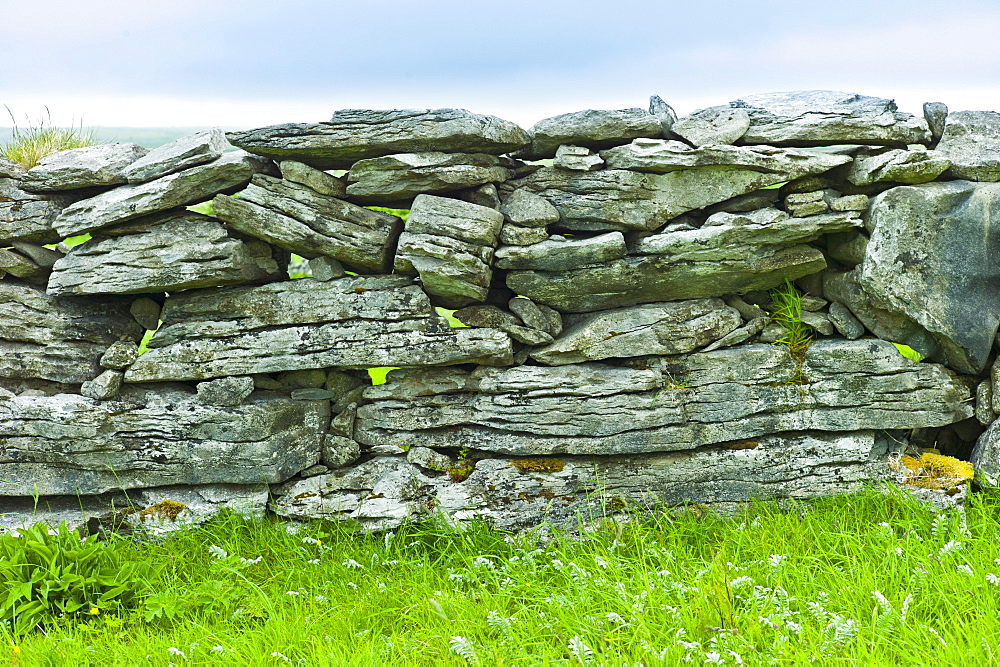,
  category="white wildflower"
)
[240,556,262,565]
[301,536,319,544]
[342,558,364,569]
[307,559,320,565]
[766,554,787,569]
[987,572,1000,585]
[285,590,300,596]
[730,576,755,589]
[704,651,725,664]
[939,540,961,557]
[449,636,477,664]
[605,611,626,624]
[347,581,358,590]
[958,564,974,576]
[207,545,228,559]
[473,556,495,569]
[270,652,290,662]
[211,645,226,654]
[567,635,594,663]
[167,647,185,657]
